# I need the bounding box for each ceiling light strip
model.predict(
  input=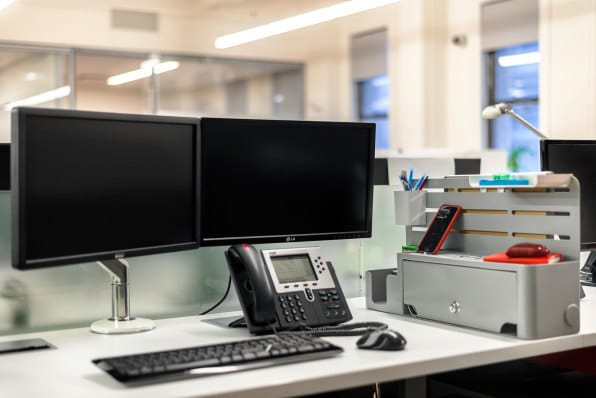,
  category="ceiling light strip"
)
[3,86,71,110]
[107,61,180,86]
[0,0,15,12]
[214,0,401,49]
